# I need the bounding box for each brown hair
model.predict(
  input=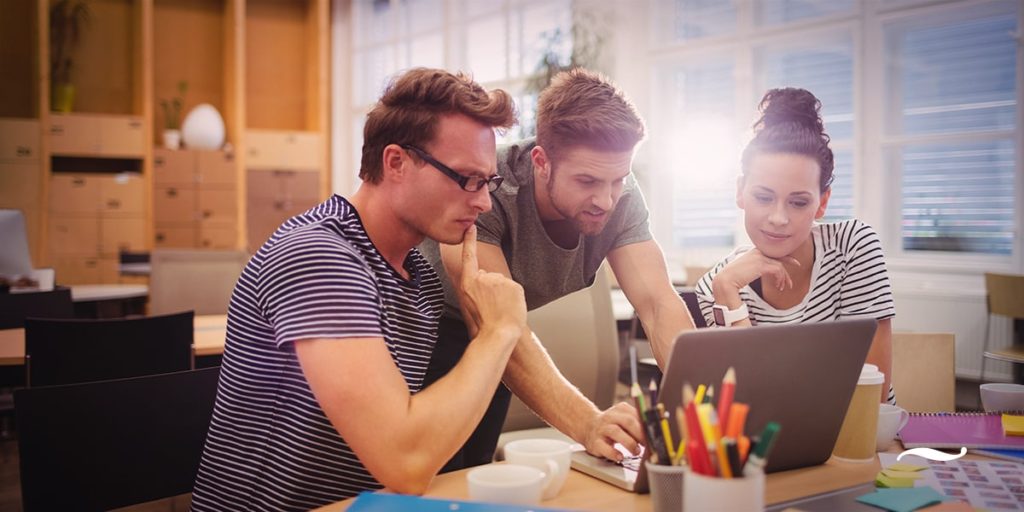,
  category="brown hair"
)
[535,68,646,166]
[741,88,834,192]
[359,68,517,183]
